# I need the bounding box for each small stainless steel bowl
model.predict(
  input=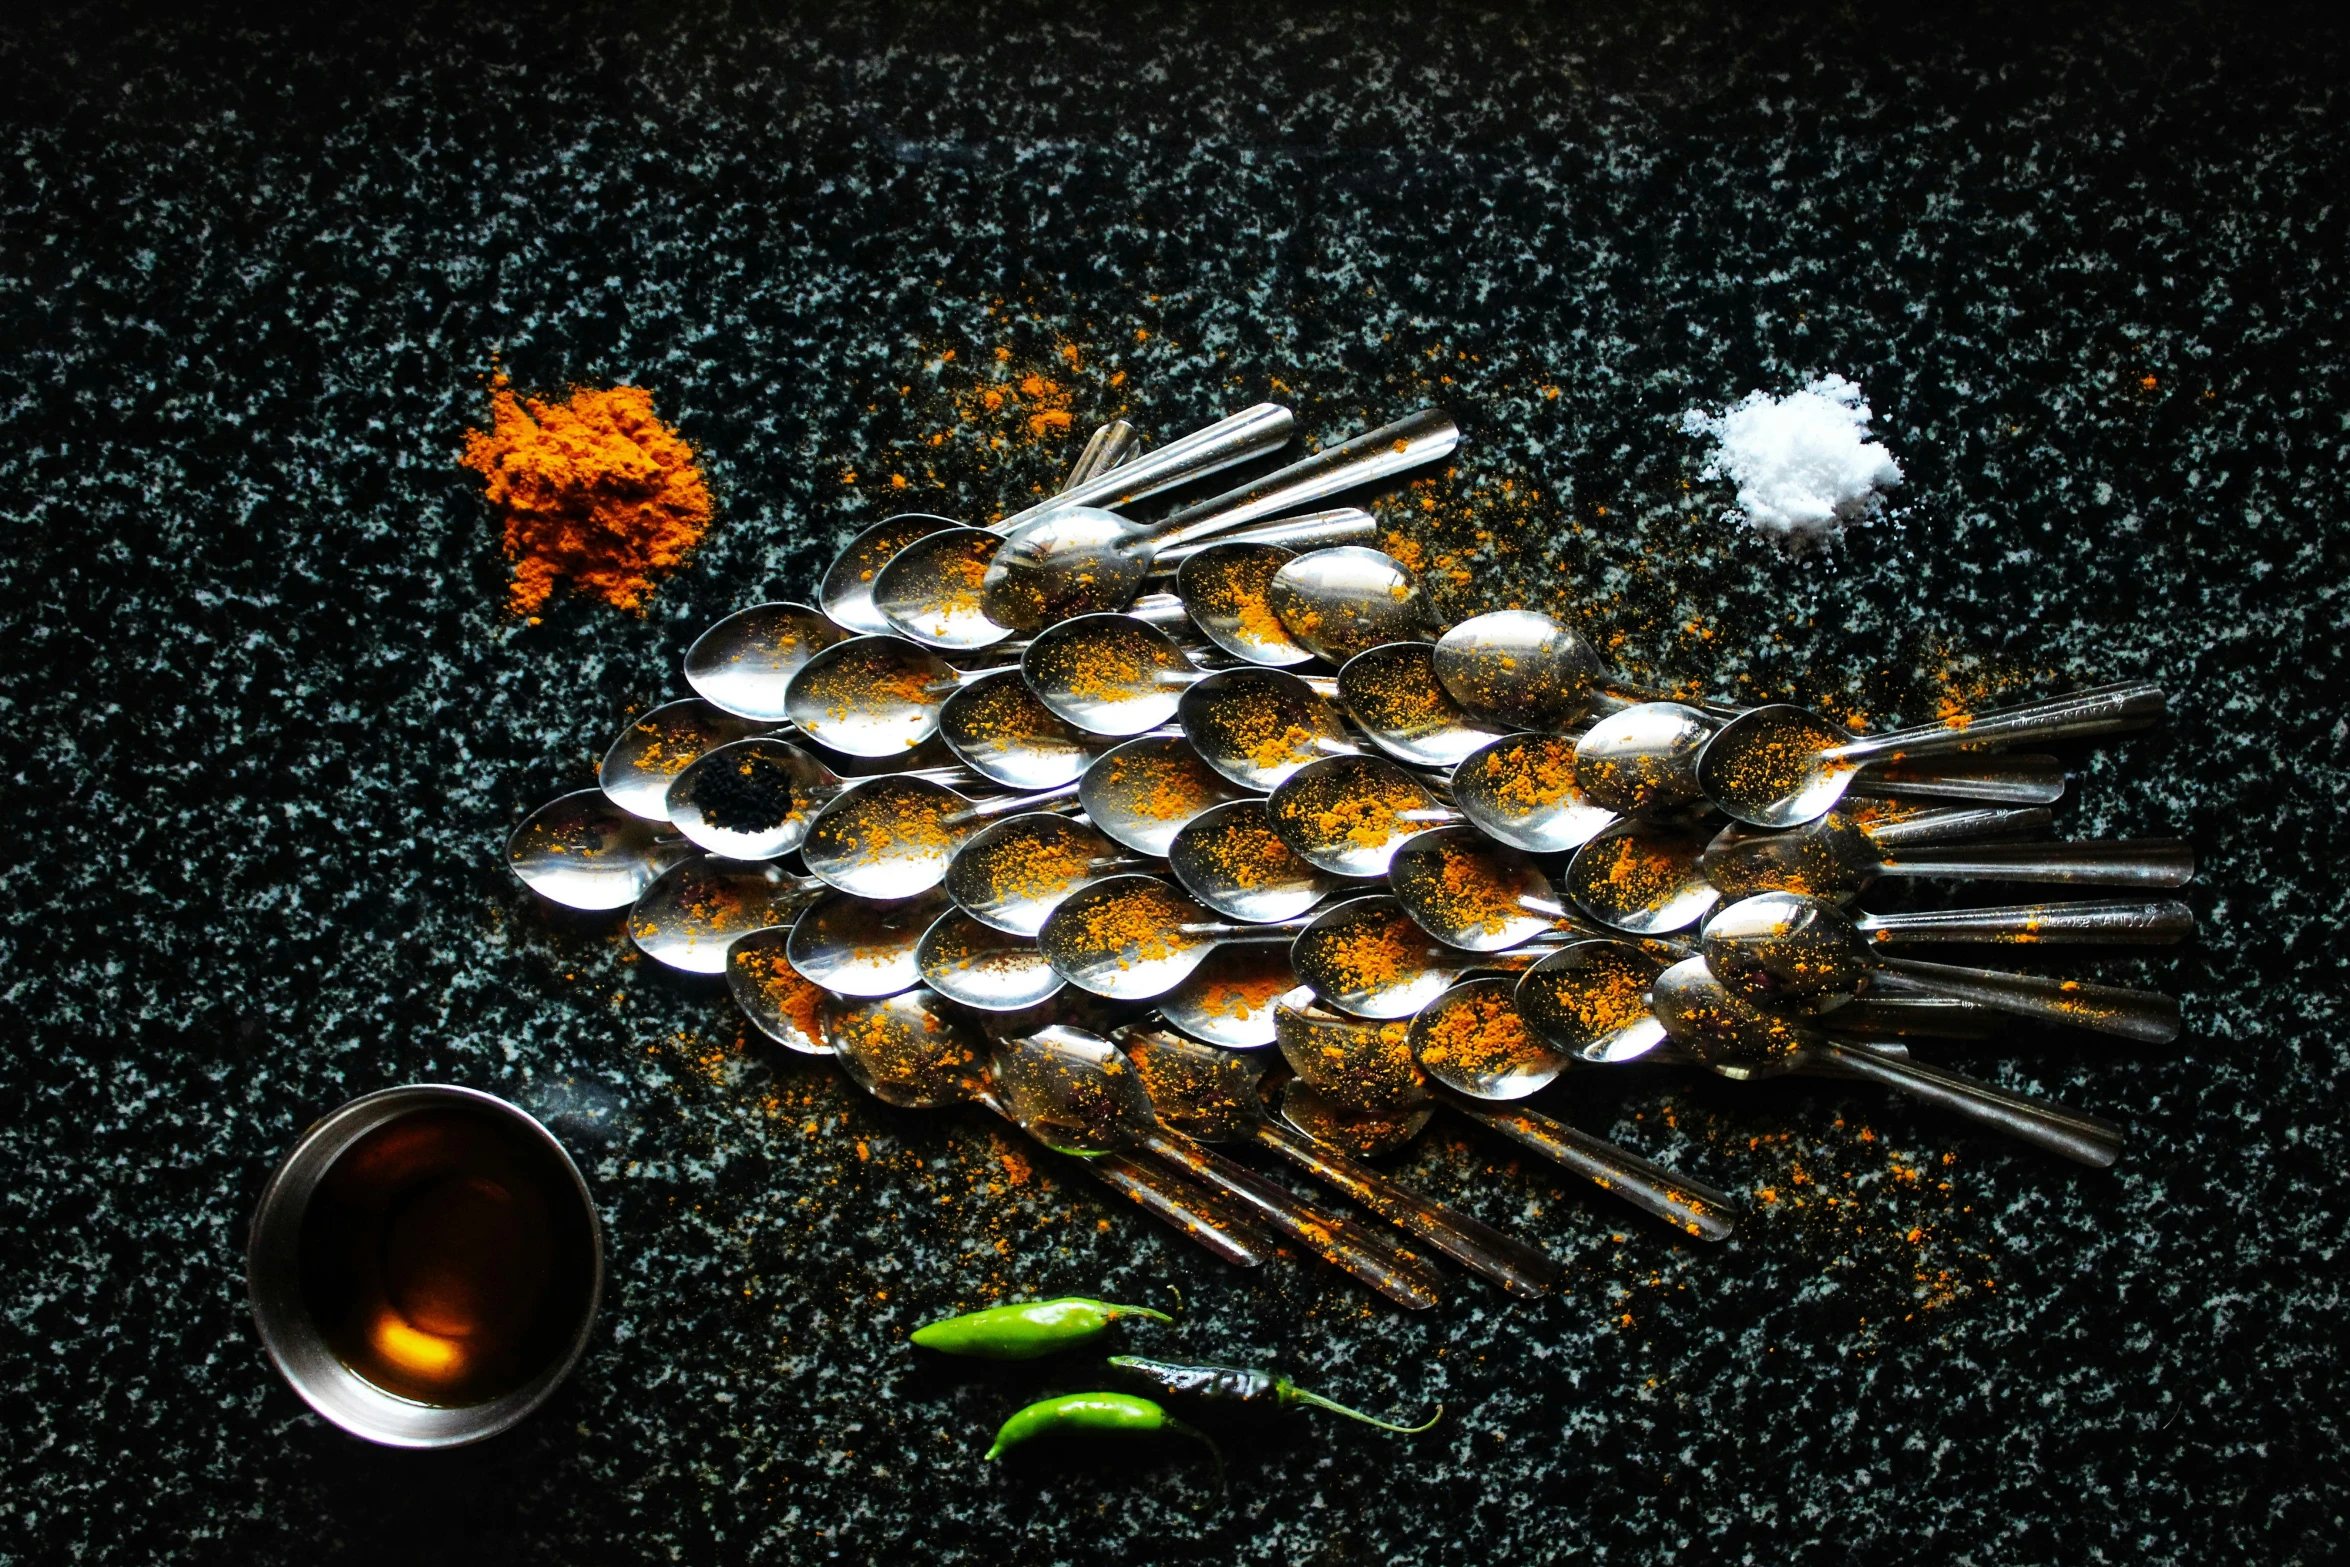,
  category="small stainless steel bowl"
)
[246,1084,604,1448]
